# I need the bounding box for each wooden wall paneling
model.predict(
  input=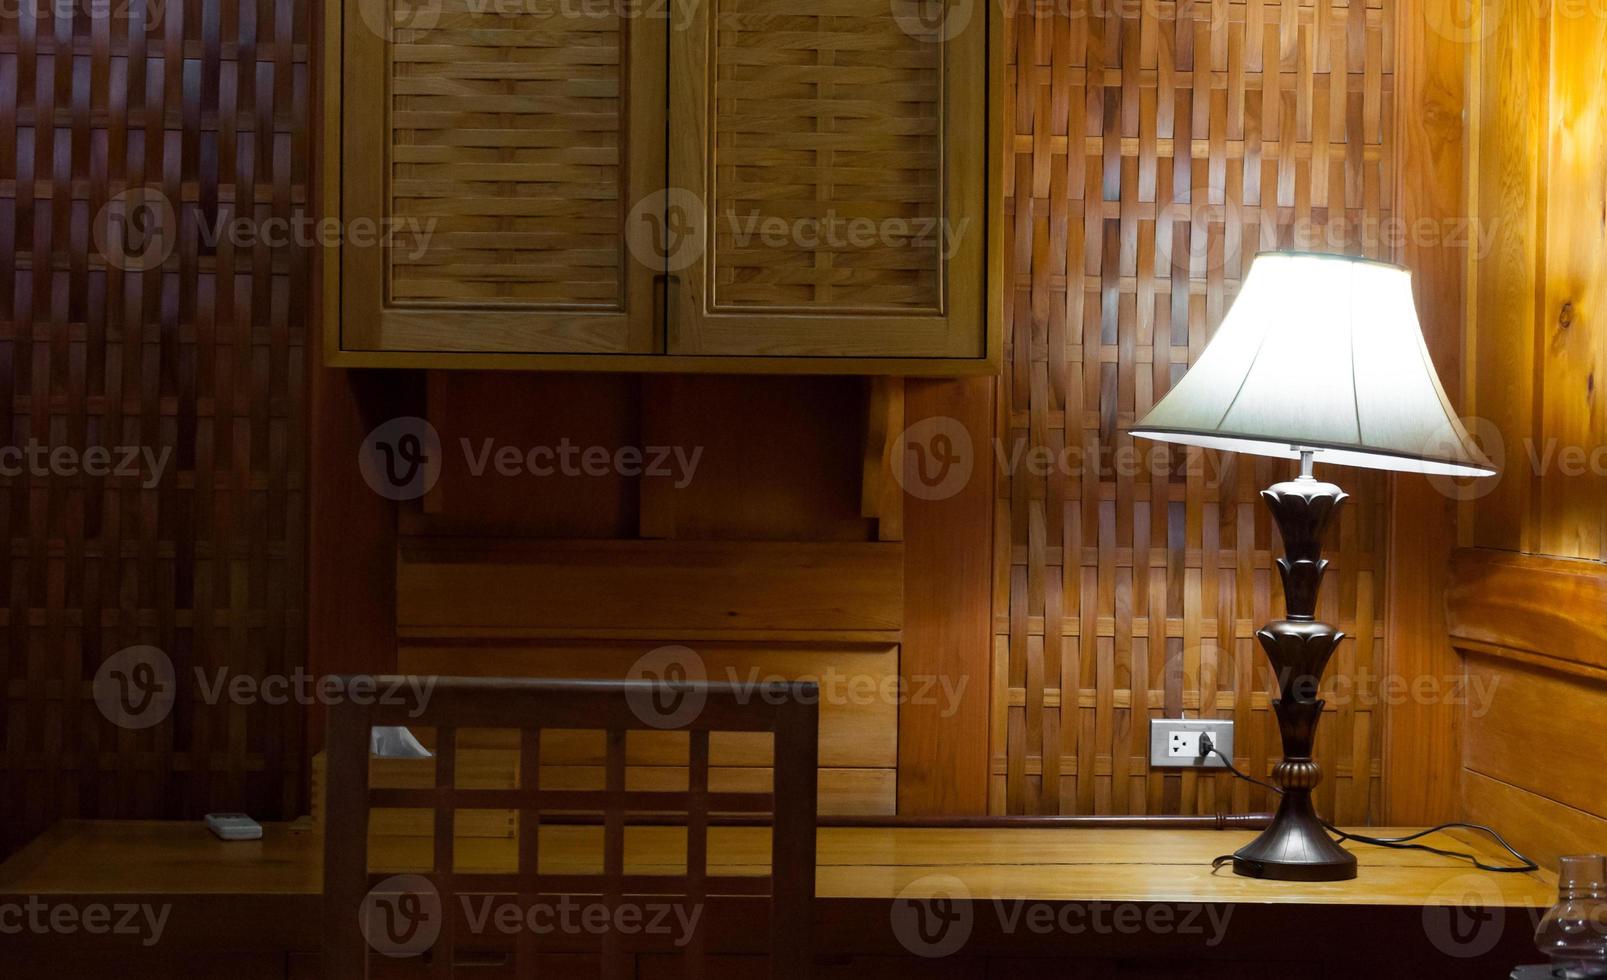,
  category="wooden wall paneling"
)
[861,378,905,543]
[1536,6,1607,561]
[405,372,644,539]
[1462,768,1607,871]
[0,0,312,857]
[993,0,1392,816]
[1446,548,1607,679]
[1462,655,1607,826]
[635,377,876,543]
[639,376,679,539]
[1466,0,1546,553]
[1380,0,1471,825]
[1448,551,1607,867]
[398,539,903,635]
[306,367,408,738]
[899,378,993,815]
